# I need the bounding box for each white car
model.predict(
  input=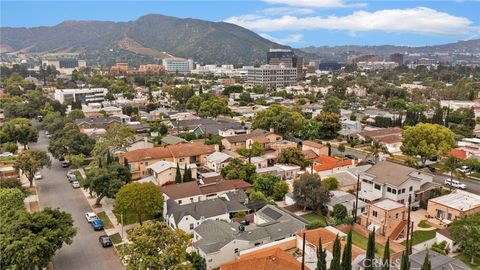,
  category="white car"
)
[458,166,471,174]
[0,152,13,157]
[71,181,80,188]
[444,178,467,189]
[34,172,43,180]
[85,212,98,222]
